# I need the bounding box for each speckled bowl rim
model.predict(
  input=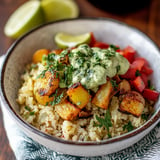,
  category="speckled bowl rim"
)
[1,17,160,146]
